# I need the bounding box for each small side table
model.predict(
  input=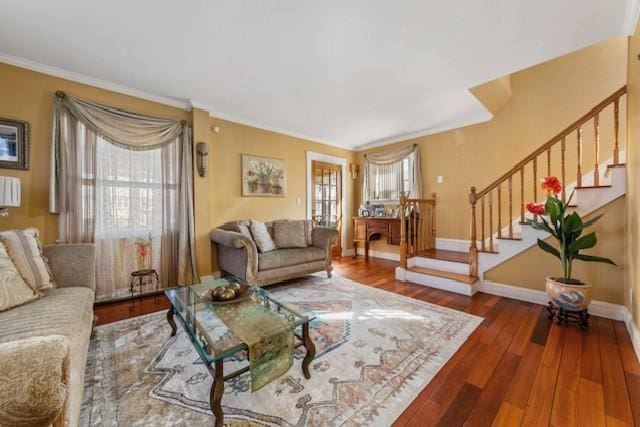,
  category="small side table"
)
[130,269,160,311]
